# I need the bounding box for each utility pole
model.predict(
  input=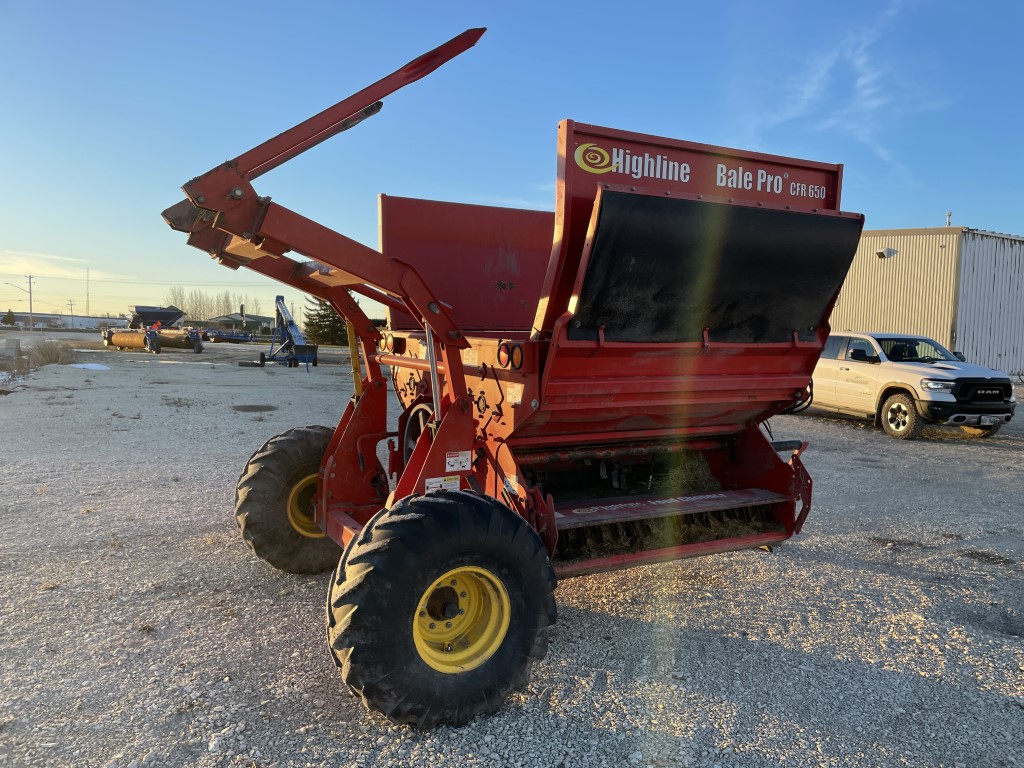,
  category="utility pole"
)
[5,276,33,330]
[67,299,76,328]
[86,268,90,316]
